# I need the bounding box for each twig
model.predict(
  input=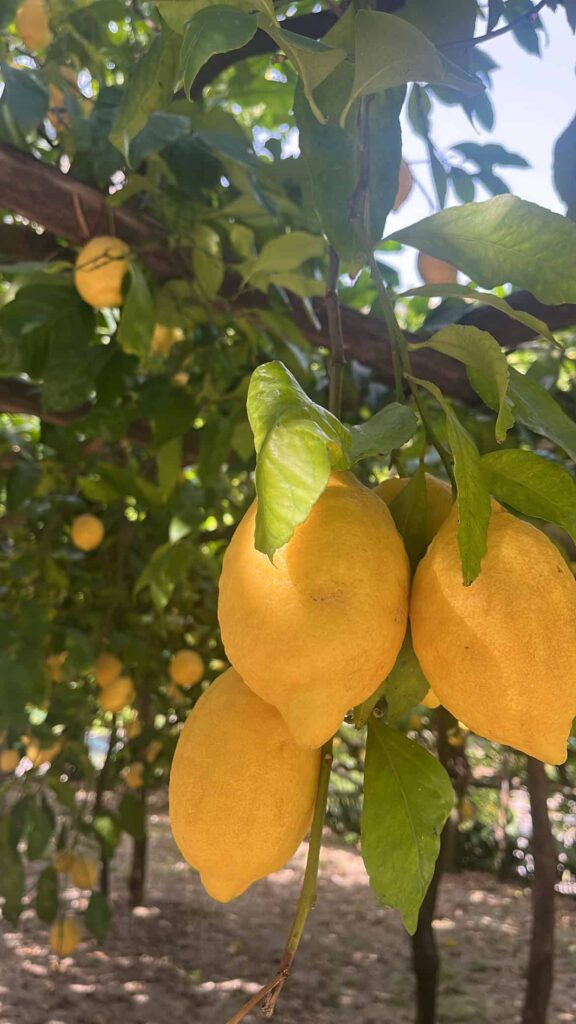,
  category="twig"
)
[443,0,548,49]
[326,247,346,417]
[226,742,333,1023]
[72,193,90,240]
